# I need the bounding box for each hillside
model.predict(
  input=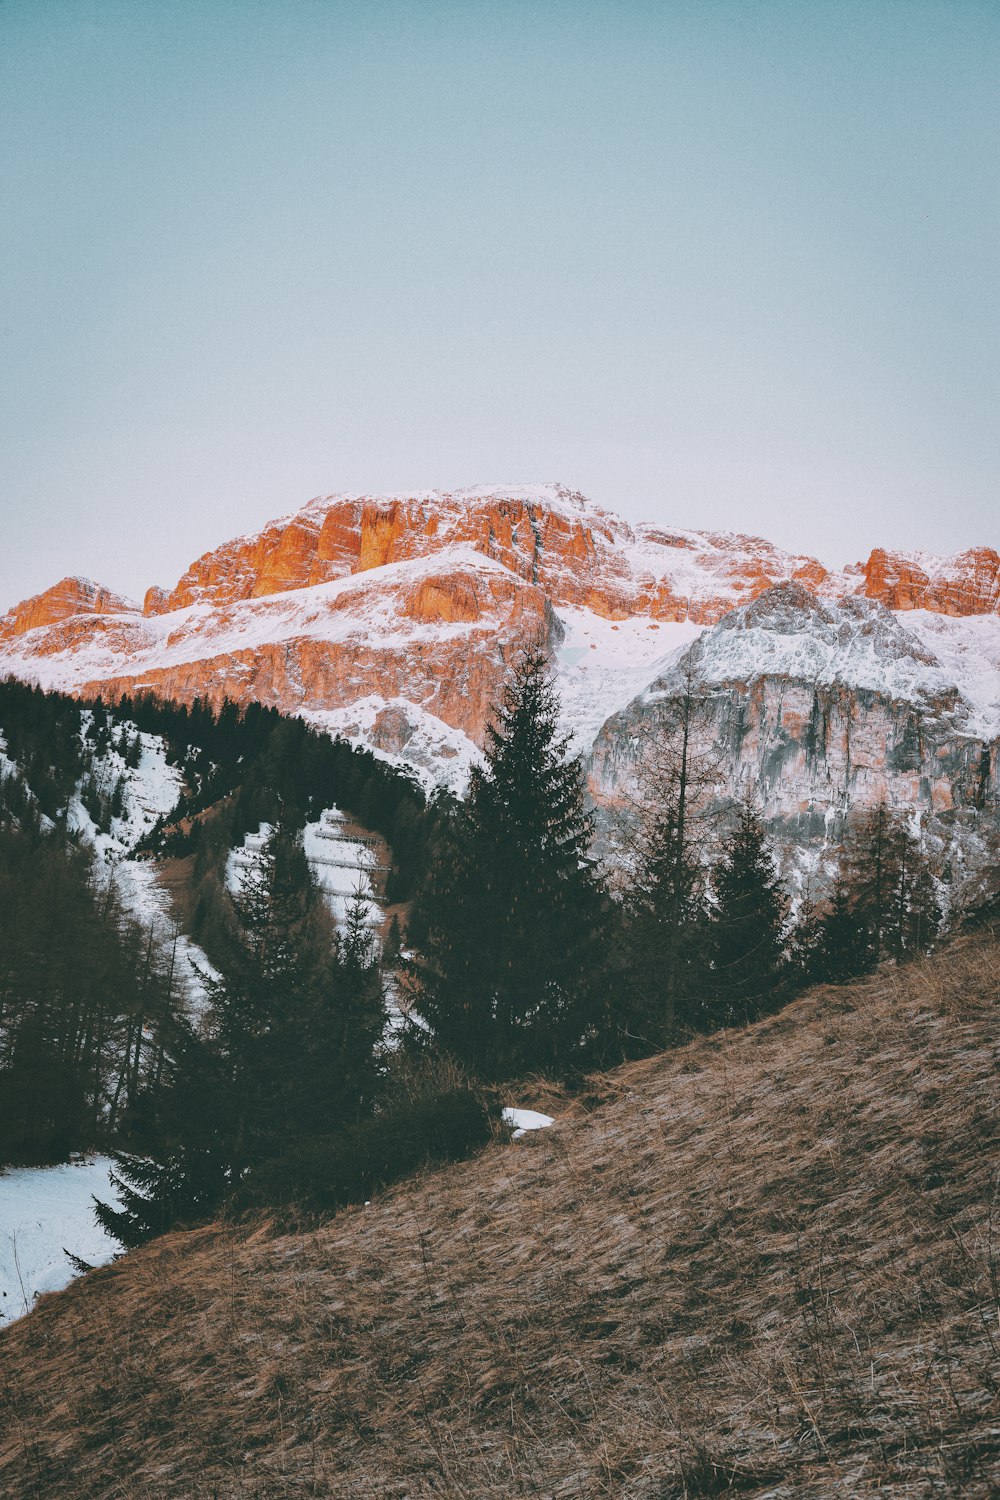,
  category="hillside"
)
[2,933,999,1497]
